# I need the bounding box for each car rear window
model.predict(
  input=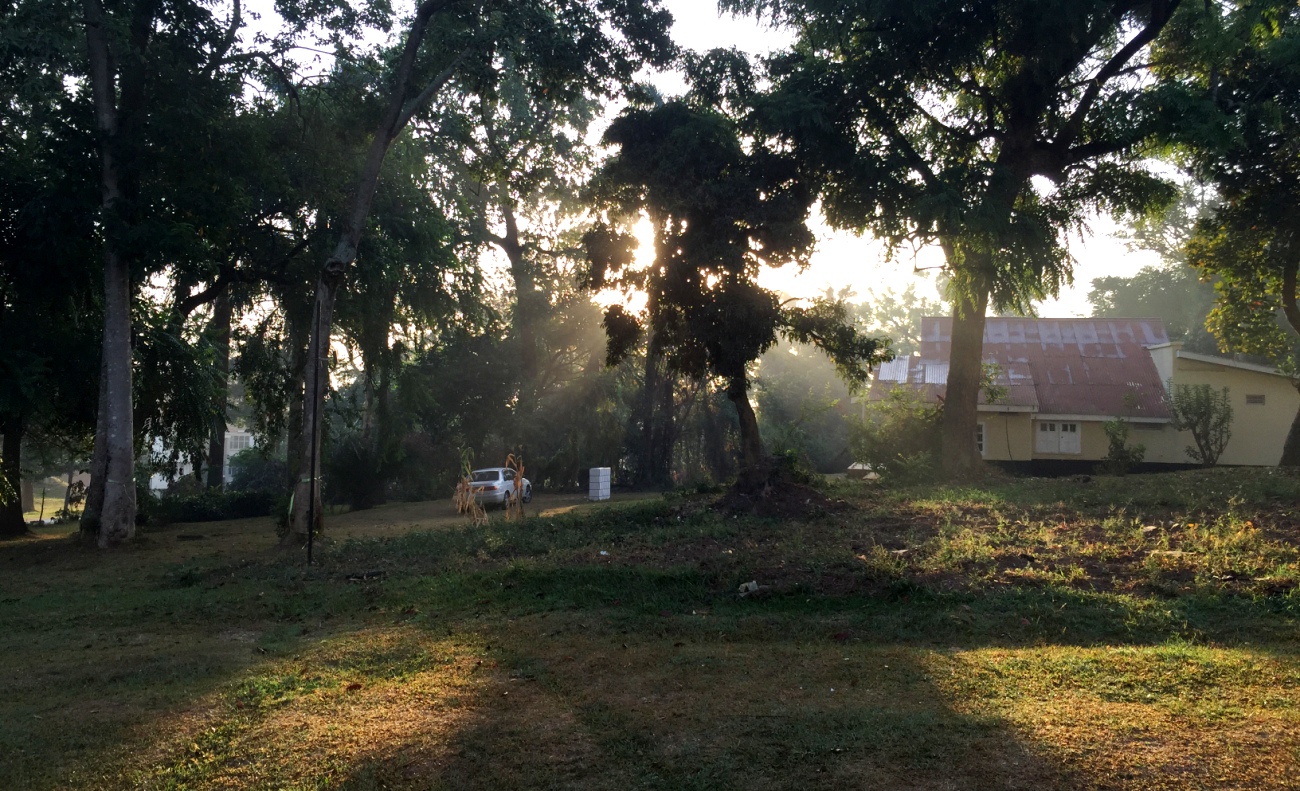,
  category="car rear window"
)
[471,470,500,482]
